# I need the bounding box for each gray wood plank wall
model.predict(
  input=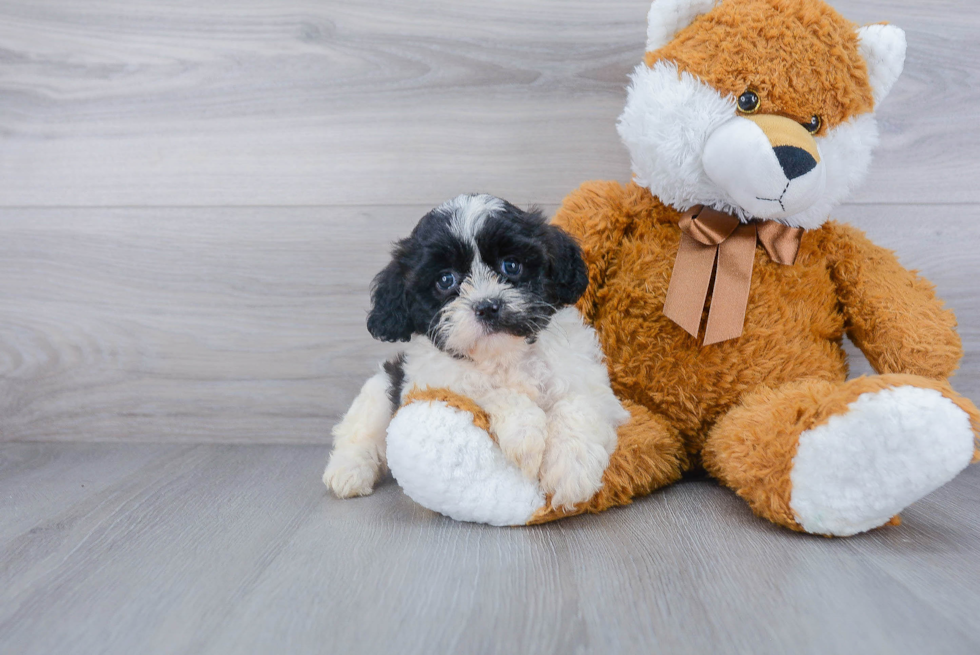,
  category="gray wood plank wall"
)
[1,0,978,443]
